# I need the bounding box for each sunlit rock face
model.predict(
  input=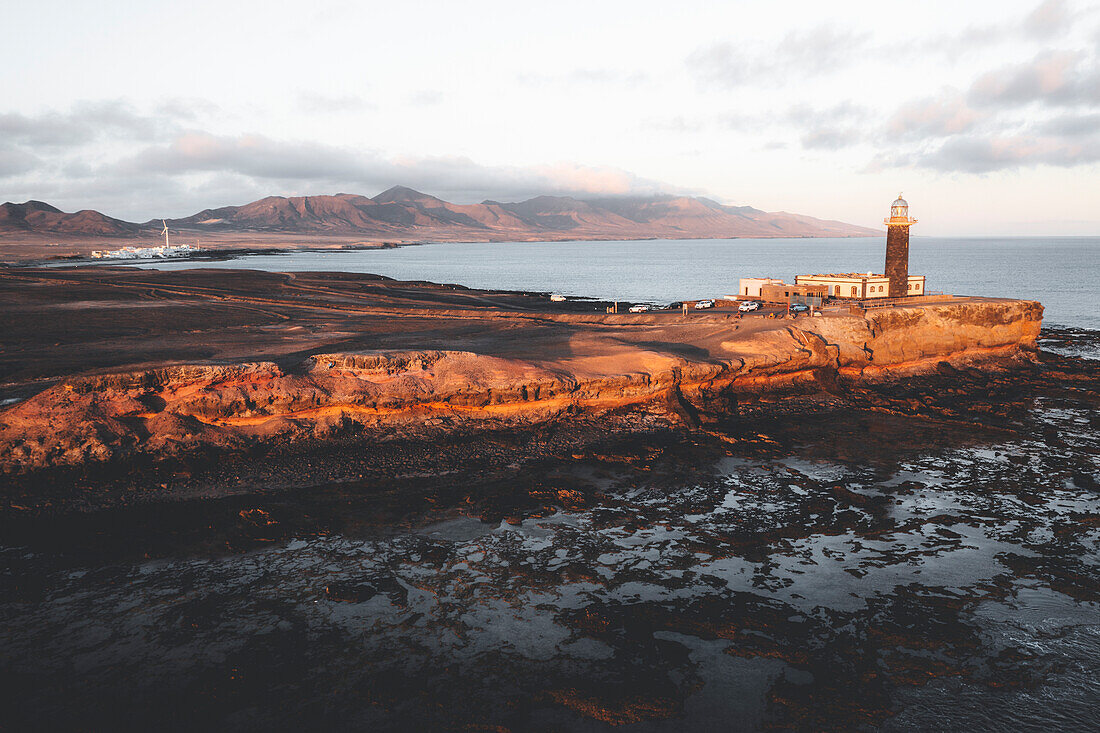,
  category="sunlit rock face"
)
[1,329,1096,731]
[0,299,1043,476]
